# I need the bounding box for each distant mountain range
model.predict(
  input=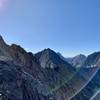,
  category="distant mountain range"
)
[57,53,87,68]
[83,52,100,67]
[0,35,100,100]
